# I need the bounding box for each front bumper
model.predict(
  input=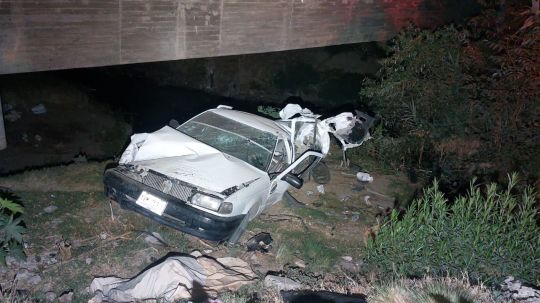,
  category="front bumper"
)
[104,168,244,242]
